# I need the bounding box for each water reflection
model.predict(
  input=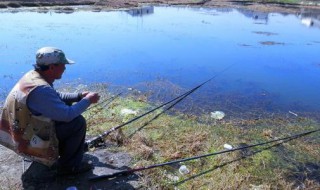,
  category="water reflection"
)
[126,6,154,17]
[299,8,320,28]
[53,7,75,14]
[237,9,269,24]
[0,6,320,117]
